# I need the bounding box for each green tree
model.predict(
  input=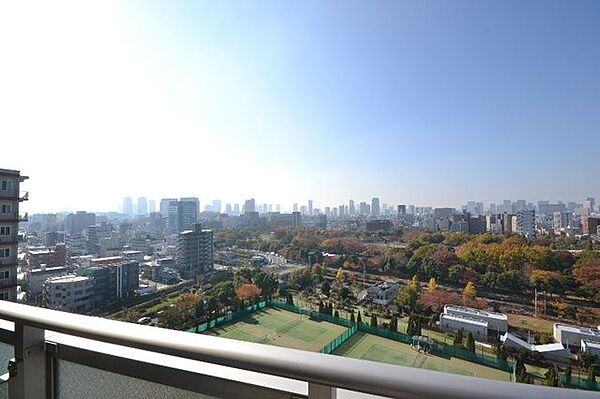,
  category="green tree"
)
[389,316,398,332]
[334,310,340,318]
[397,276,421,313]
[286,292,294,305]
[406,315,422,336]
[589,365,598,383]
[321,281,331,296]
[564,364,572,385]
[466,332,475,353]
[370,314,378,327]
[350,311,356,324]
[453,329,464,348]
[357,311,362,324]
